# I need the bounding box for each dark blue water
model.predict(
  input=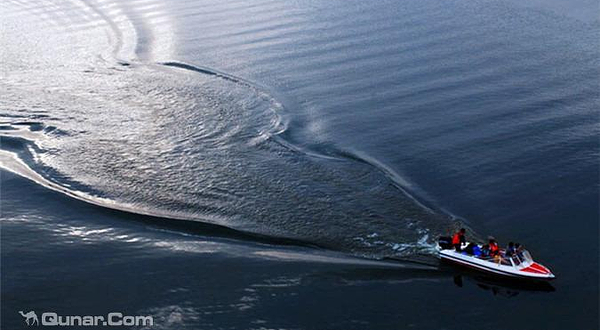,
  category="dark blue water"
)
[1,0,598,329]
